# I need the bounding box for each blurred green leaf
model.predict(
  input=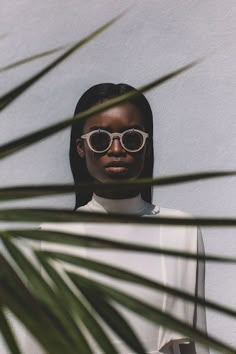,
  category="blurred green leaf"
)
[0,208,236,226]
[2,229,236,264]
[69,271,236,354]
[0,170,235,201]
[0,59,201,159]
[79,285,146,354]
[37,254,120,354]
[0,306,22,354]
[0,253,88,354]
[39,249,236,319]
[2,237,95,354]
[0,13,123,113]
[0,42,72,73]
